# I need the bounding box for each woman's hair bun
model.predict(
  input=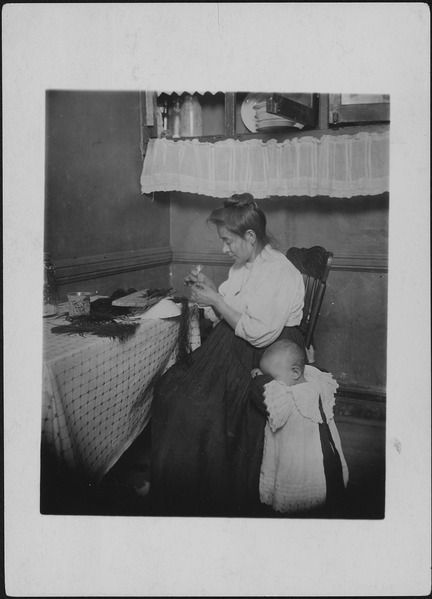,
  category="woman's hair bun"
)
[223,193,257,210]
